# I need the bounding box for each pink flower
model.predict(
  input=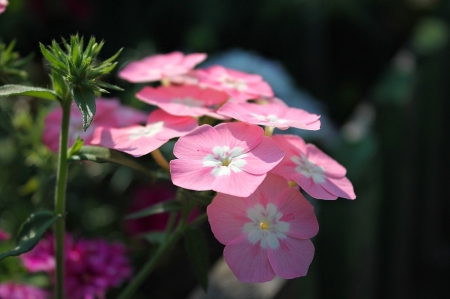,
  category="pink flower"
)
[43,98,147,152]
[21,234,132,299]
[271,135,356,200]
[170,122,284,197]
[0,229,9,241]
[0,0,8,14]
[0,282,48,299]
[207,173,319,283]
[118,51,207,83]
[136,85,229,119]
[196,65,274,102]
[90,109,198,157]
[217,97,321,130]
